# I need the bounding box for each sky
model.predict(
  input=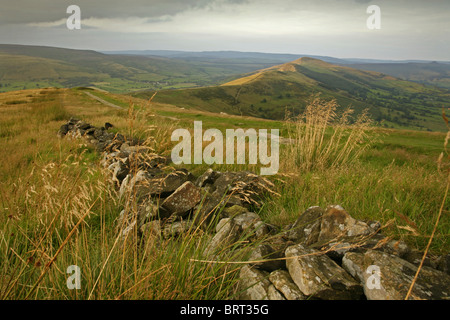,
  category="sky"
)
[0,0,448,60]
